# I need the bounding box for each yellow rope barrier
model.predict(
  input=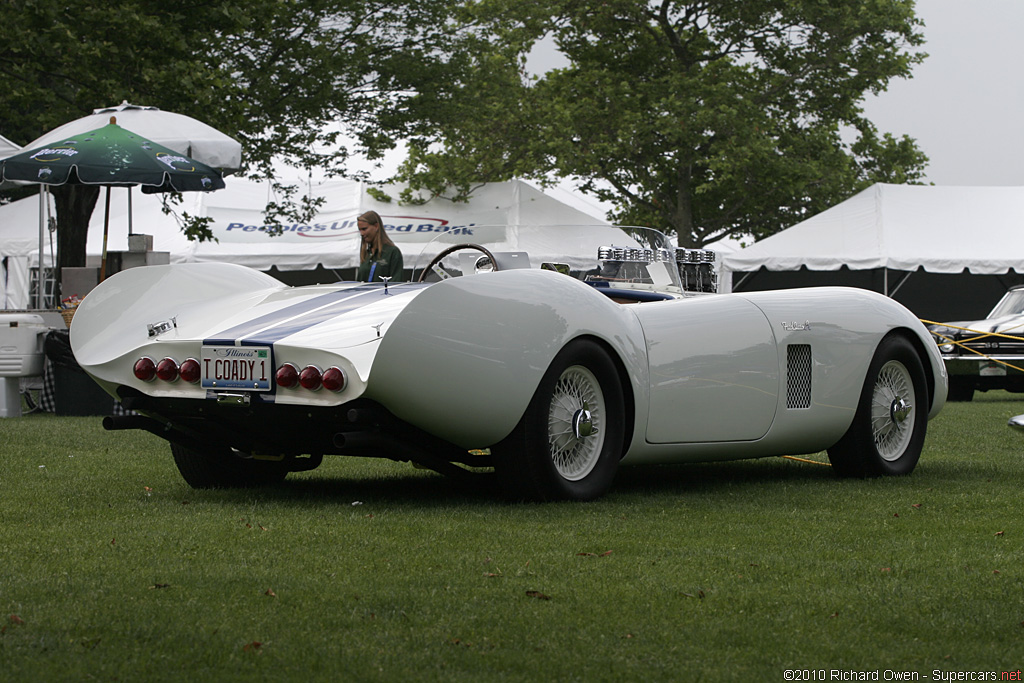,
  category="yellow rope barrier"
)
[920,319,1024,373]
[770,319,1024,469]
[776,318,1024,470]
[781,455,831,466]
